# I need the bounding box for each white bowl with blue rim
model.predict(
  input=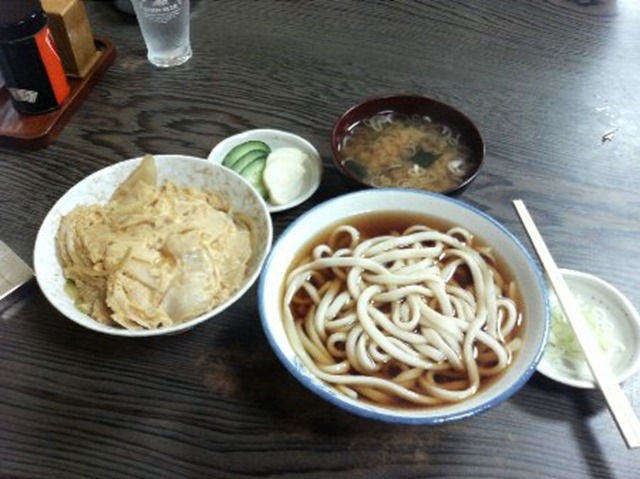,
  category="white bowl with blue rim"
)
[258,189,549,424]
